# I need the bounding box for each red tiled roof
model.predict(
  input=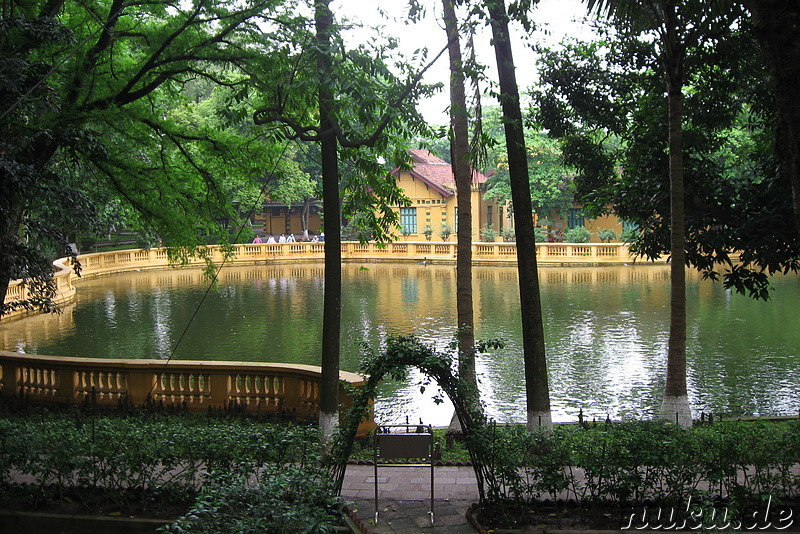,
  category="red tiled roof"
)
[392,149,489,198]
